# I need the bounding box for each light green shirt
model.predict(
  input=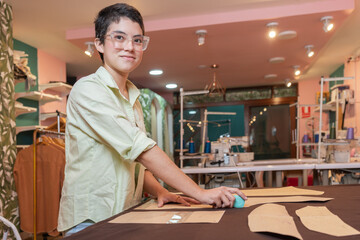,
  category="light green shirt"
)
[58,67,156,231]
